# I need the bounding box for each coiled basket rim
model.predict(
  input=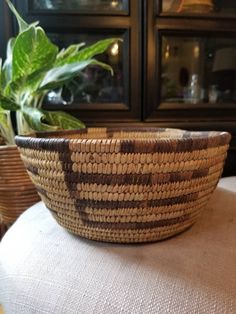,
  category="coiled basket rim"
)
[15,127,231,150]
